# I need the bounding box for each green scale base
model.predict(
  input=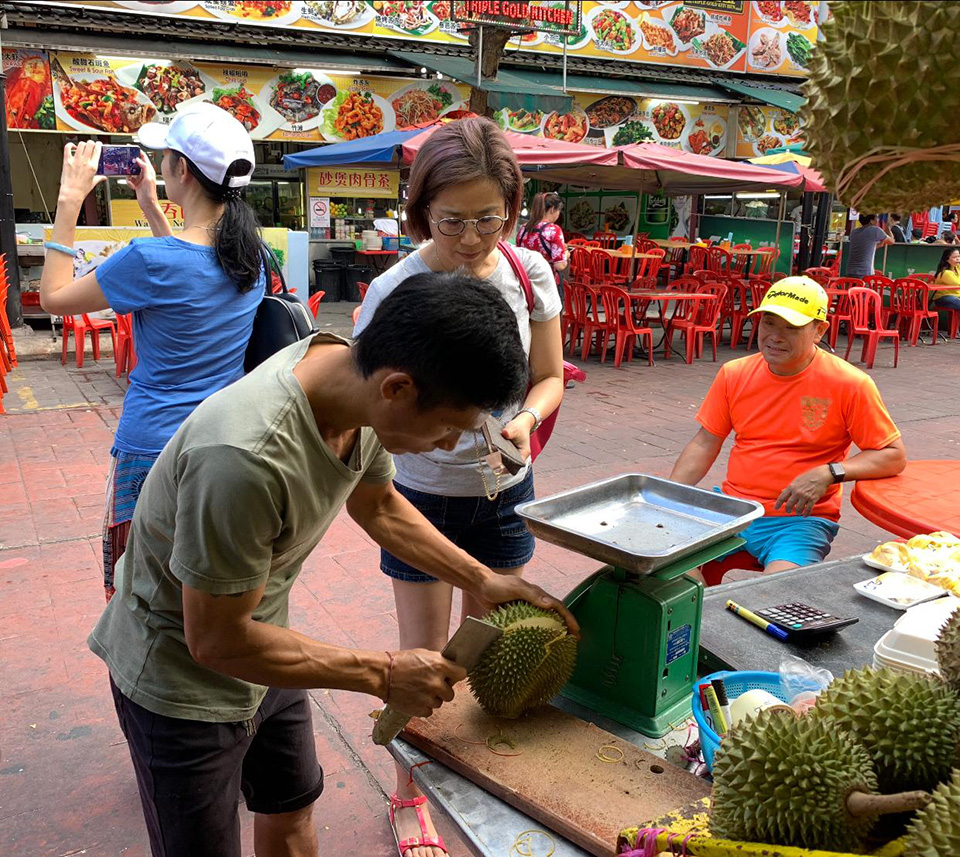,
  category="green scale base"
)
[561,536,744,737]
